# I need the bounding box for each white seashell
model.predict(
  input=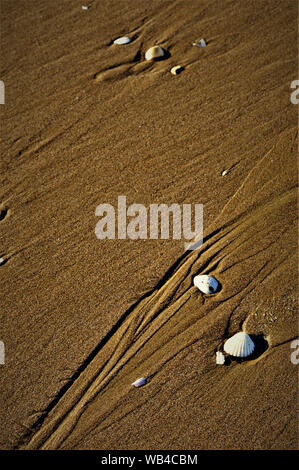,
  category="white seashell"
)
[145,46,165,61]
[193,275,219,294]
[224,332,255,358]
[216,351,225,365]
[192,39,207,47]
[171,65,184,75]
[222,169,229,176]
[132,377,147,388]
[82,5,89,10]
[114,36,131,45]
[0,258,5,265]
